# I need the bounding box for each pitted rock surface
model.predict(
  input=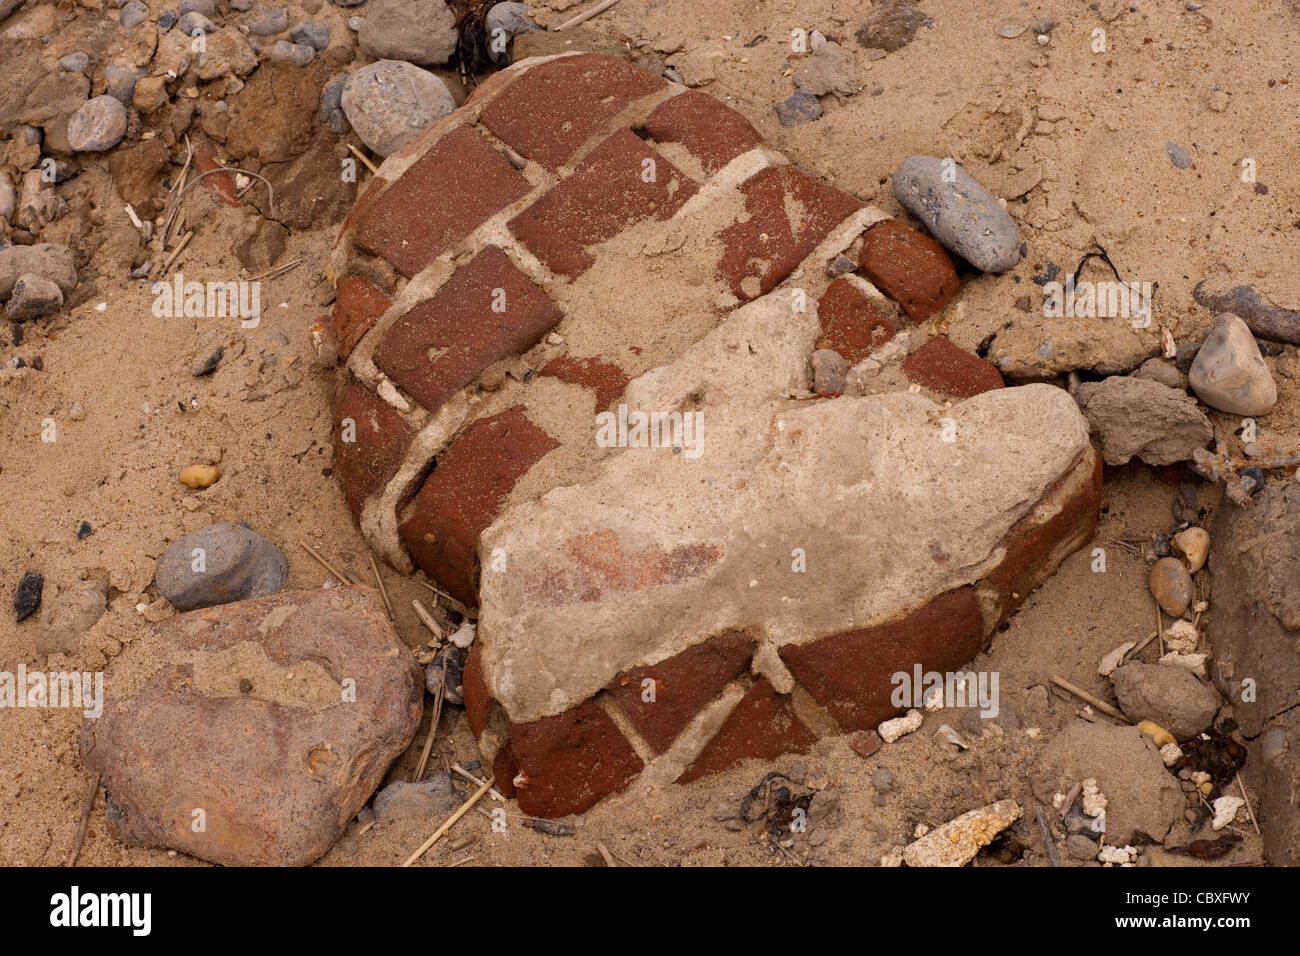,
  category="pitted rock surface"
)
[80,588,422,866]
